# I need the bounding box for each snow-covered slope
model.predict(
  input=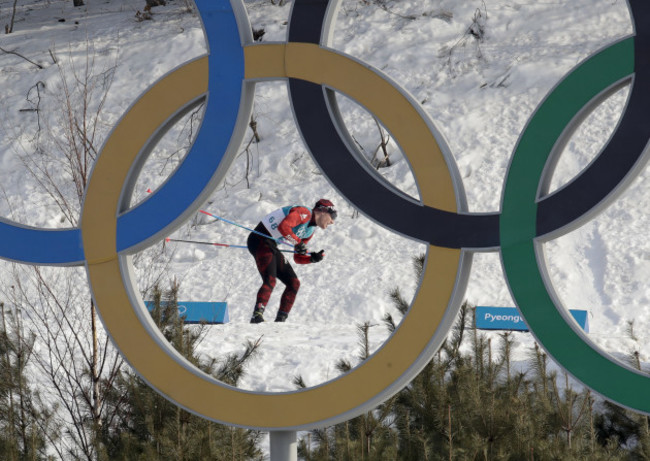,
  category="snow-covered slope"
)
[0,0,646,398]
